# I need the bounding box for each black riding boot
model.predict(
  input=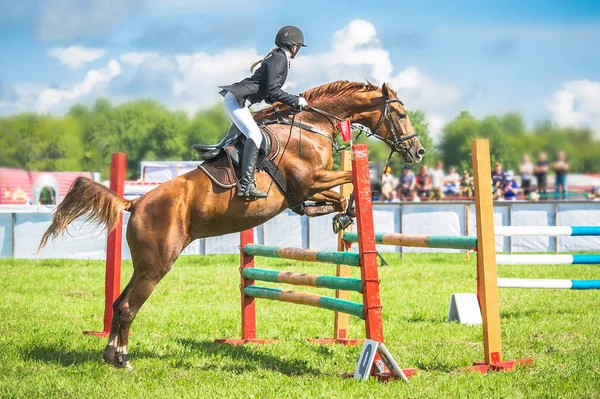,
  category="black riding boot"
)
[238,141,268,199]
